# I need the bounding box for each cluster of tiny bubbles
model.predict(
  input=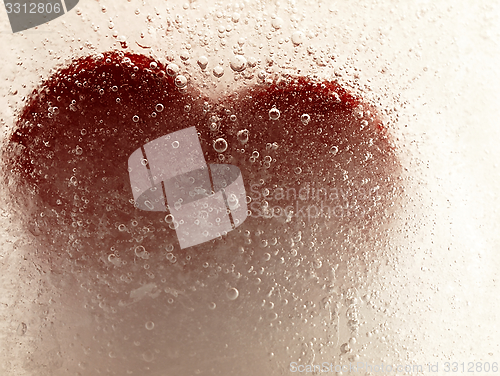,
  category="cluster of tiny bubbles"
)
[174,75,188,89]
[237,129,249,143]
[132,115,140,122]
[229,55,247,72]
[269,107,280,120]
[213,138,228,153]
[197,56,209,70]
[166,63,180,77]
[226,287,239,300]
[301,114,311,125]
[213,65,224,78]
[155,103,164,112]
